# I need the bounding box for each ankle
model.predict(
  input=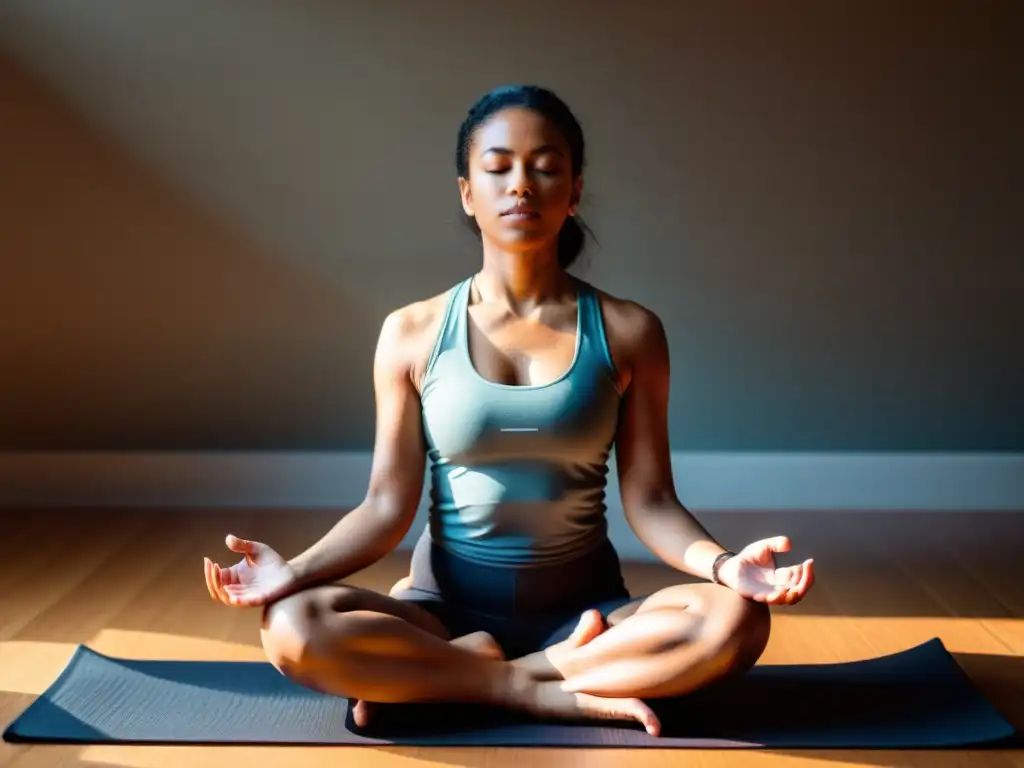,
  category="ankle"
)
[510,649,560,681]
[490,661,537,708]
